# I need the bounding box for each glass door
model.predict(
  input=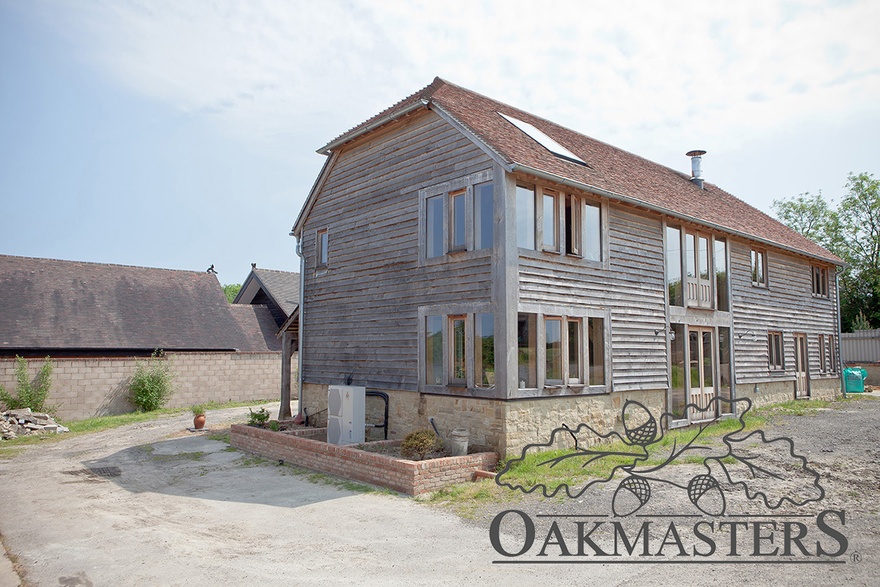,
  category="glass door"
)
[688,327,717,422]
[794,334,810,398]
